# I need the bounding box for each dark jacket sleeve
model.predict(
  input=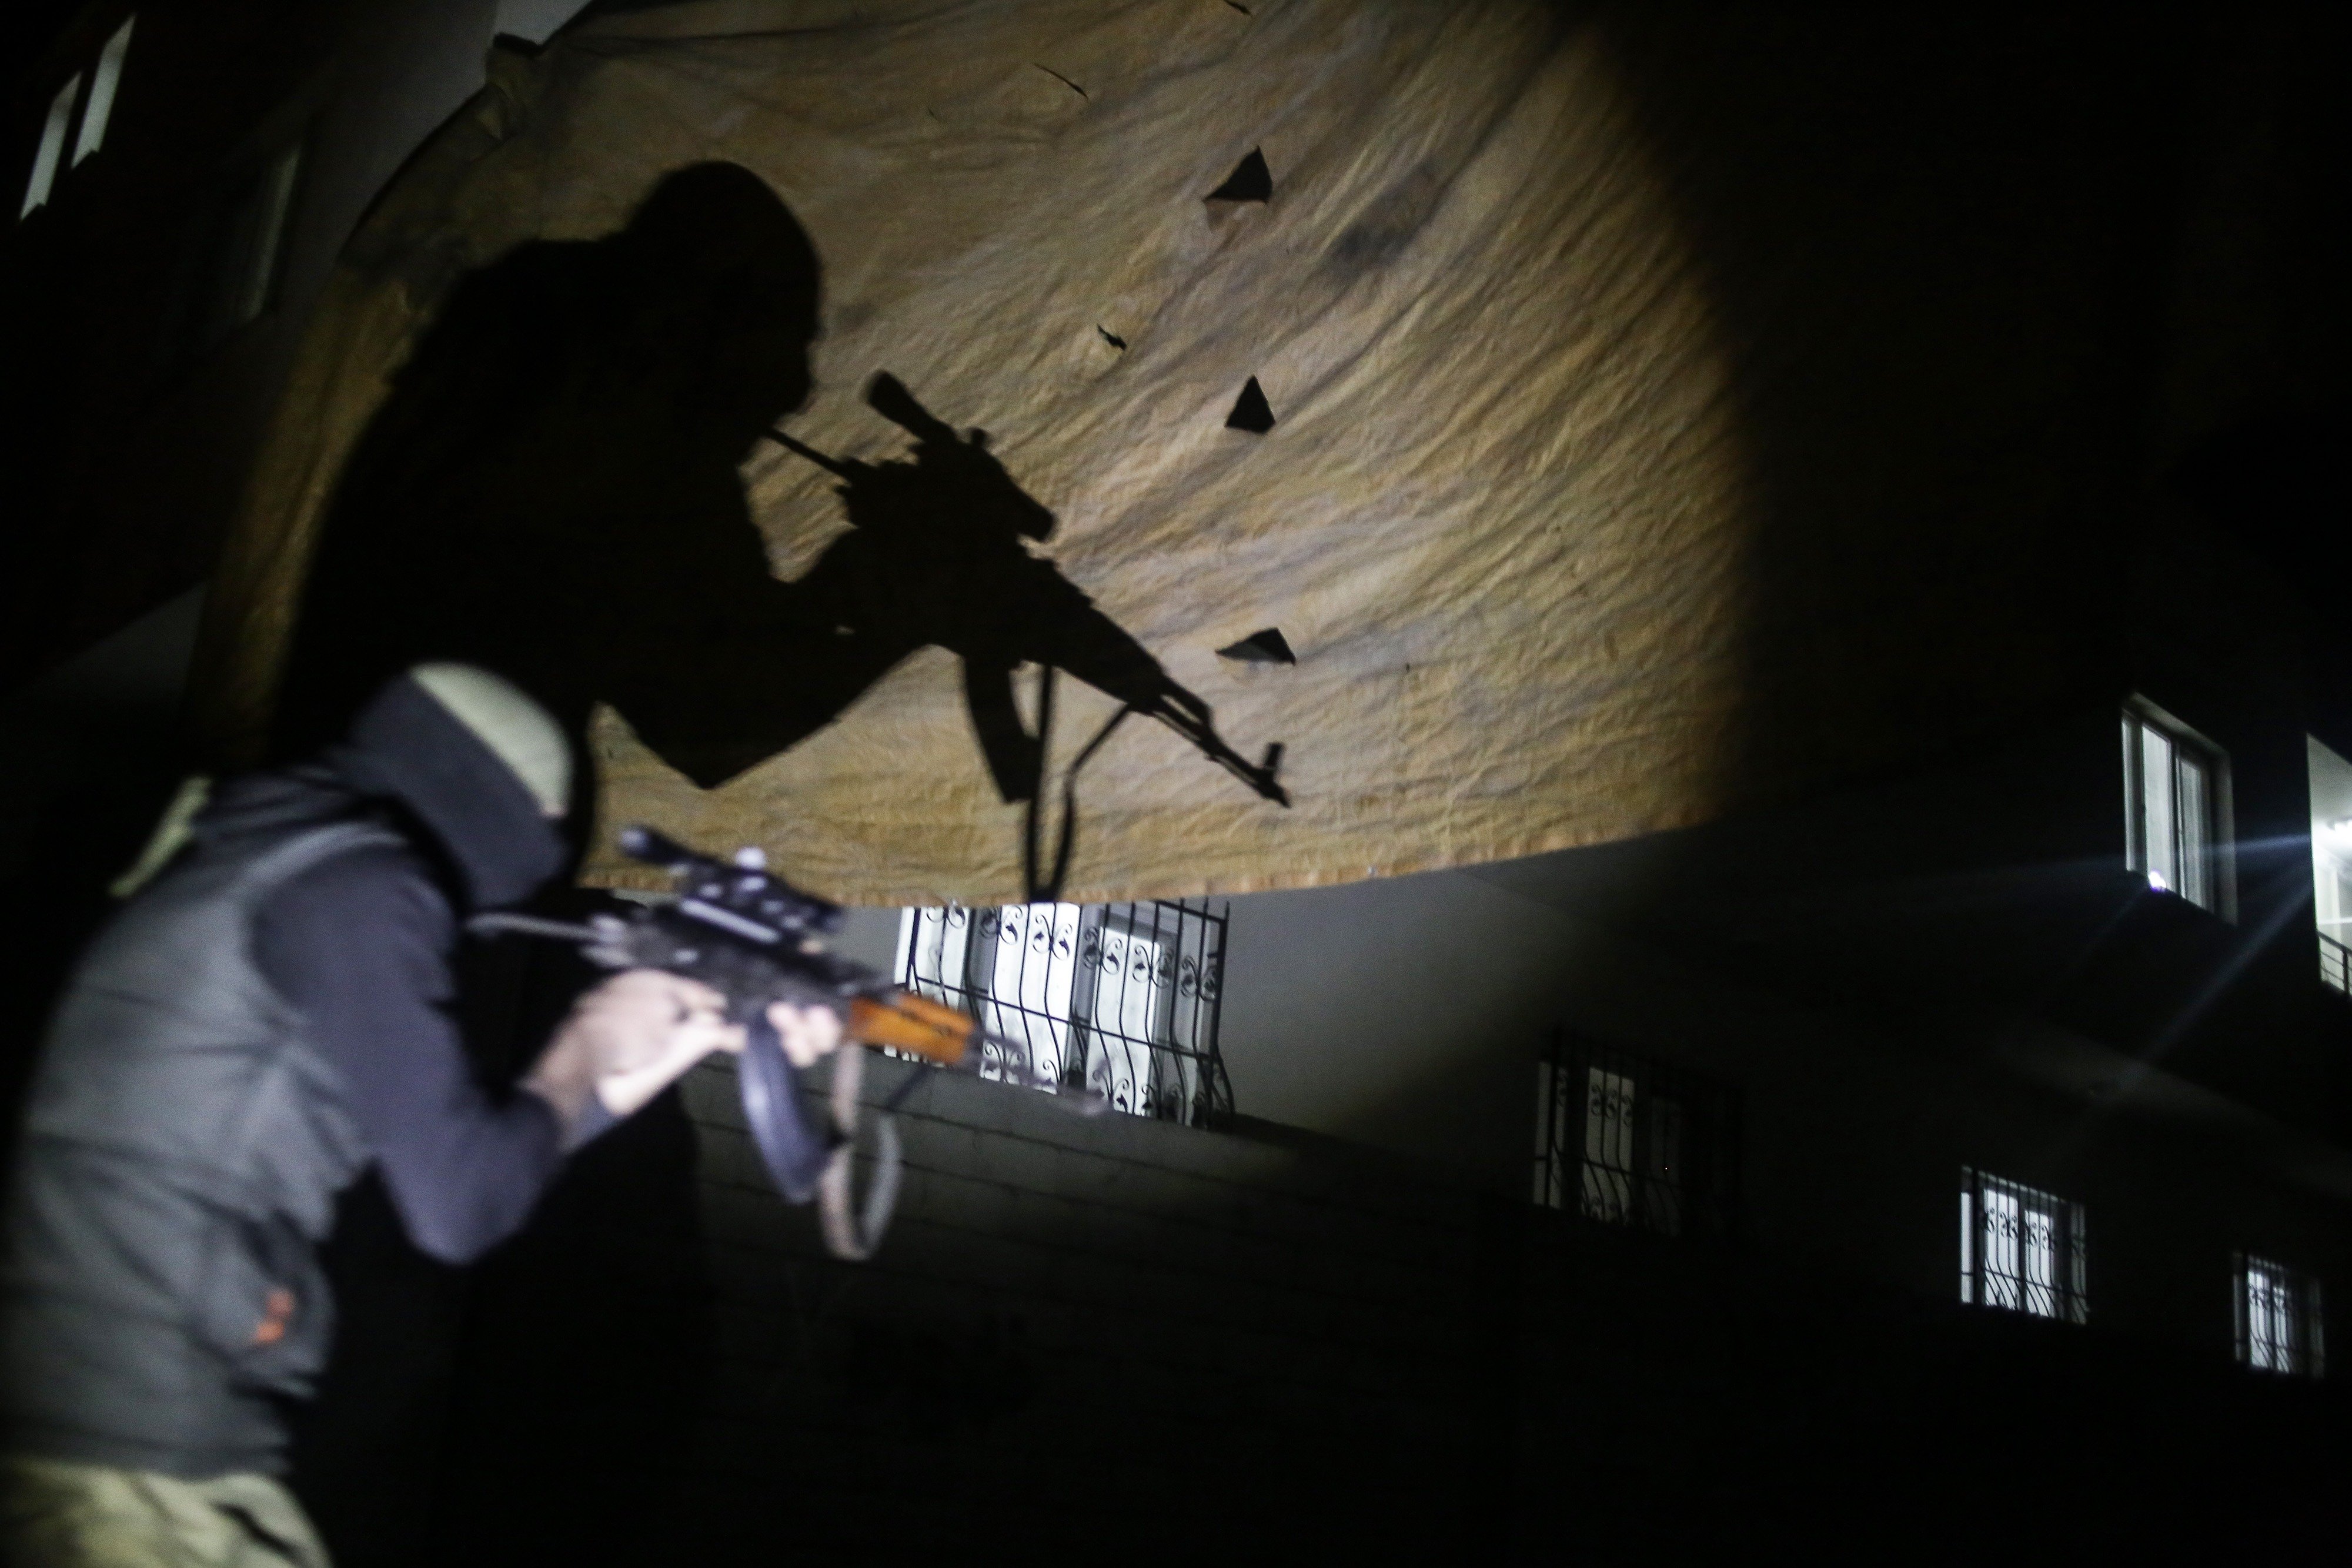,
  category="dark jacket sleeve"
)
[252,845,564,1264]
